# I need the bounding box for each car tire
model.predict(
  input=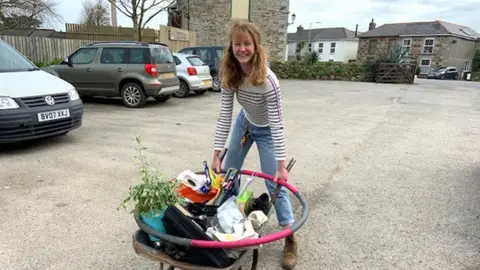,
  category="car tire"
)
[174,80,190,98]
[211,75,221,92]
[155,95,172,102]
[196,90,207,95]
[121,82,147,108]
[454,75,458,80]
